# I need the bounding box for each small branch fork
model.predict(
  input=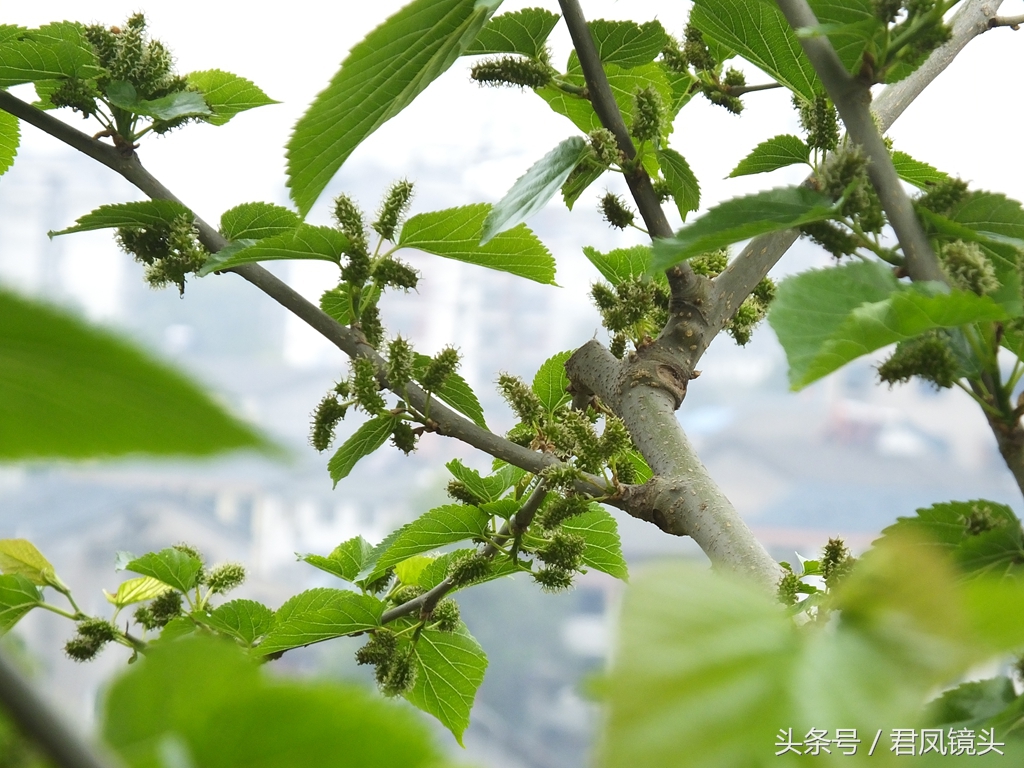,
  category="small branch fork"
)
[989,13,1024,28]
